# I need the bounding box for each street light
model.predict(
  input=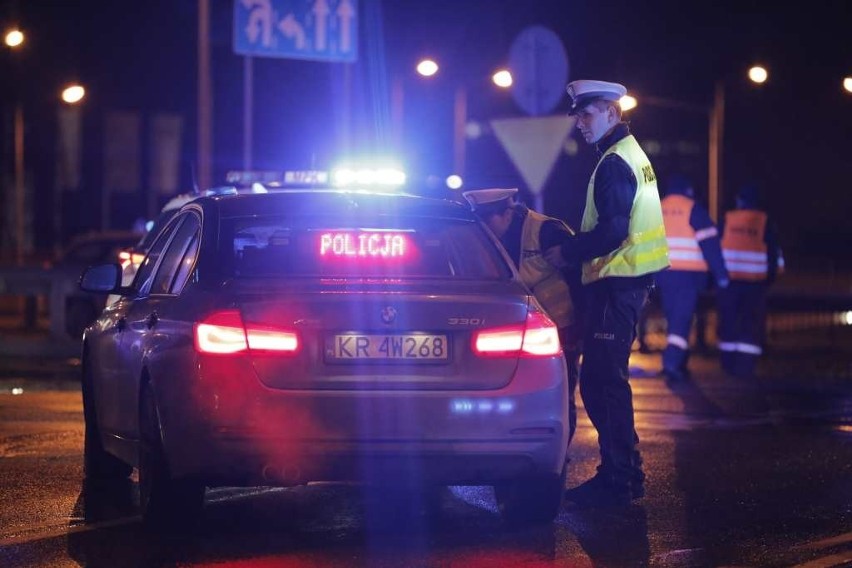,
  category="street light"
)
[4,28,26,263]
[61,84,86,104]
[625,65,768,221]
[56,84,86,247]
[492,69,513,89]
[748,65,769,84]
[416,59,439,77]
[619,94,638,112]
[709,64,768,220]
[4,28,24,47]
[392,57,511,186]
[843,77,852,94]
